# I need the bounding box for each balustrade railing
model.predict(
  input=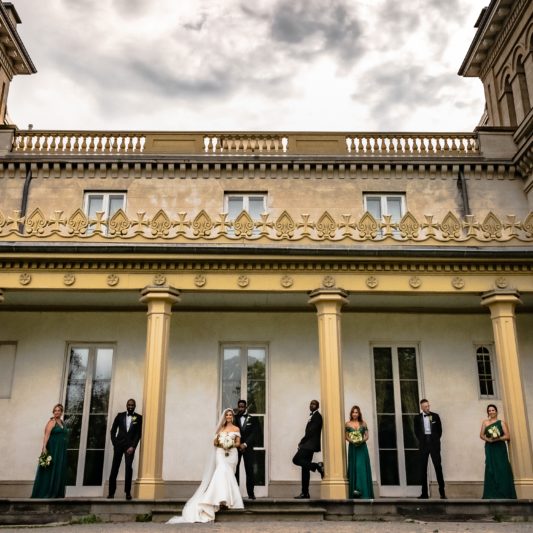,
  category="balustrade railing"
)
[11,130,480,156]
